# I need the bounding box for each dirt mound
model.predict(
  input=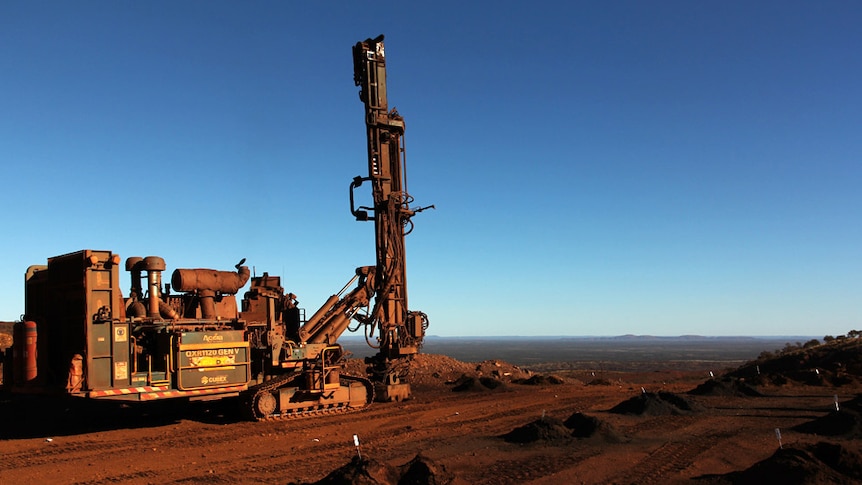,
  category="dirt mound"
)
[304,455,399,485]
[503,412,626,445]
[408,354,475,386]
[398,453,455,485]
[304,454,455,485]
[343,353,551,393]
[343,354,475,389]
[515,374,565,385]
[586,378,612,386]
[609,391,701,416]
[473,359,531,381]
[502,417,572,444]
[793,409,862,438]
[743,373,790,387]
[450,375,505,392]
[688,378,763,397]
[713,442,862,484]
[345,354,533,390]
[564,412,626,442]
